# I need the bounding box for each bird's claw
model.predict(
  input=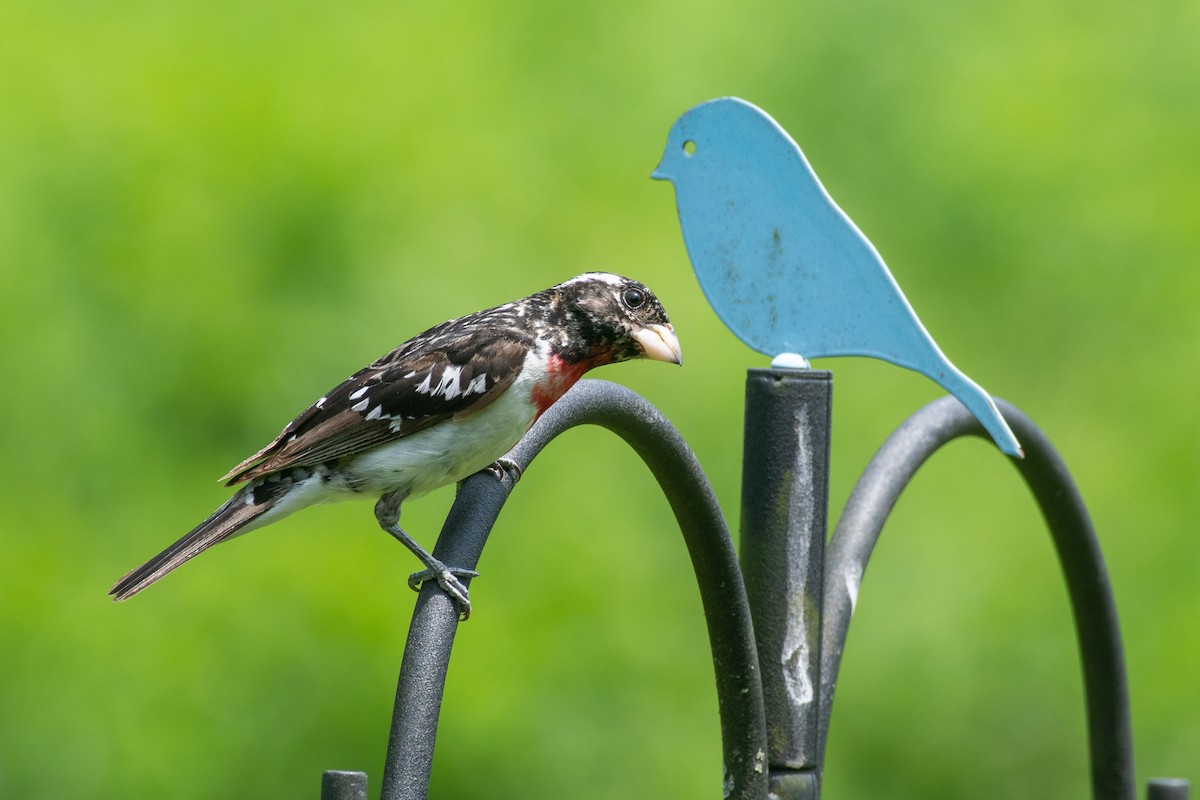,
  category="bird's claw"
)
[483,456,524,483]
[408,565,479,620]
